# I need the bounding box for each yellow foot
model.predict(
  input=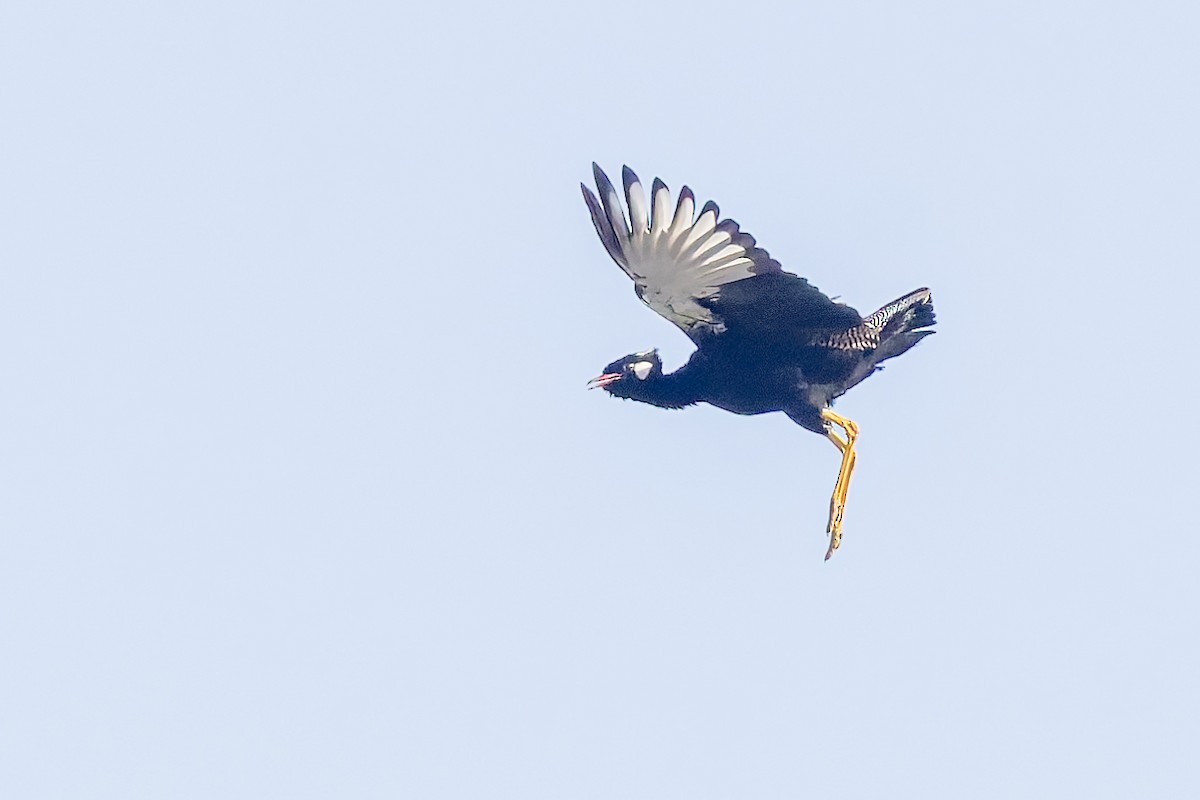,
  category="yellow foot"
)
[825,507,844,561]
[820,408,859,562]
